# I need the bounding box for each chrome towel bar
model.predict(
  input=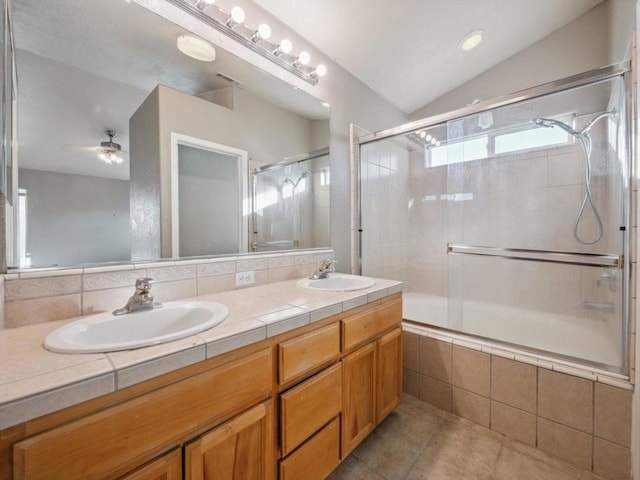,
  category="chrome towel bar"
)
[447,244,623,269]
